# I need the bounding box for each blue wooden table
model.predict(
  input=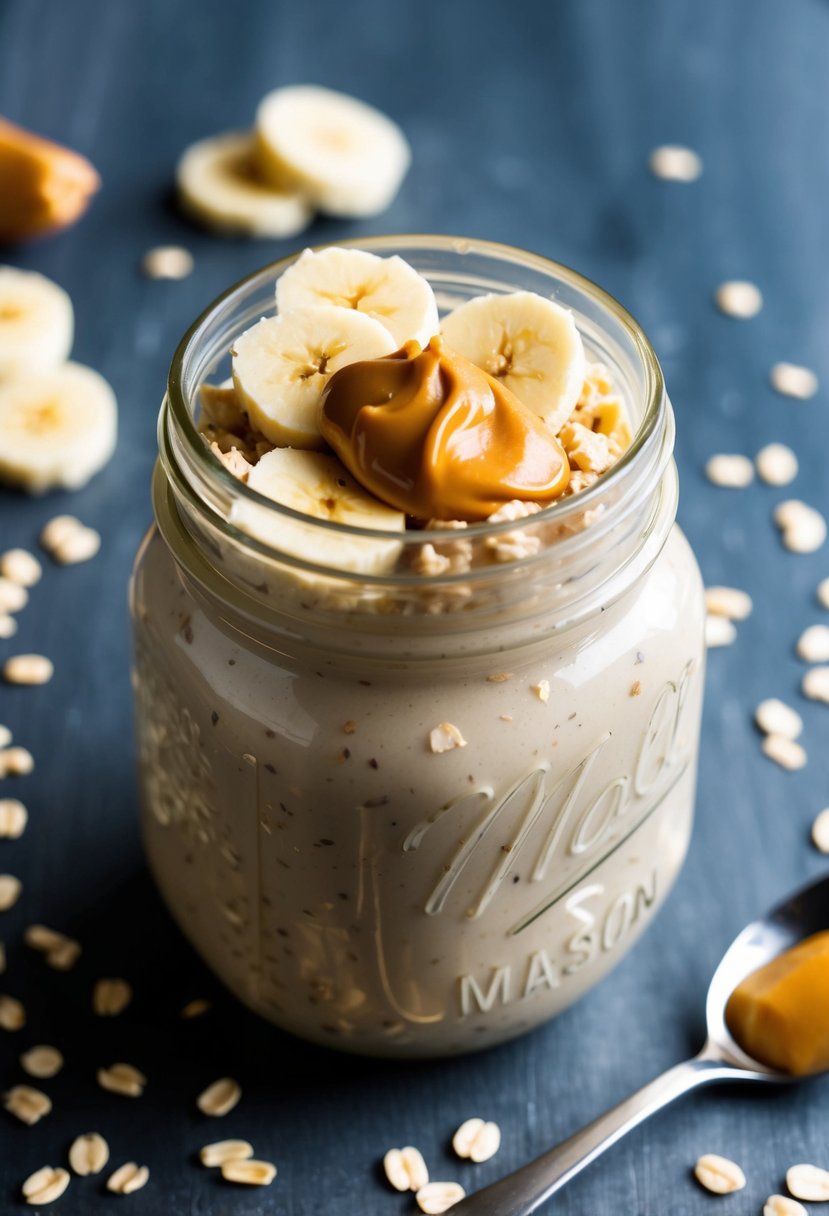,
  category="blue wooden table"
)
[1,0,828,1211]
